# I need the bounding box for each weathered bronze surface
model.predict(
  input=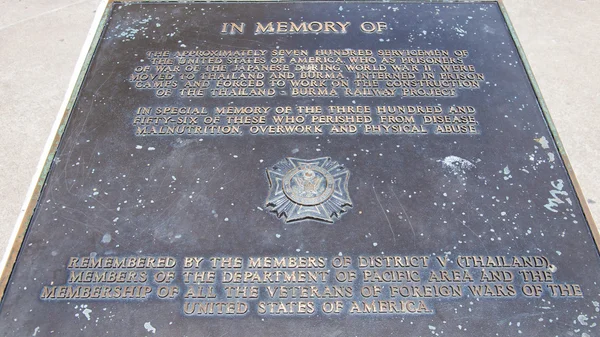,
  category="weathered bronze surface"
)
[1,1,599,336]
